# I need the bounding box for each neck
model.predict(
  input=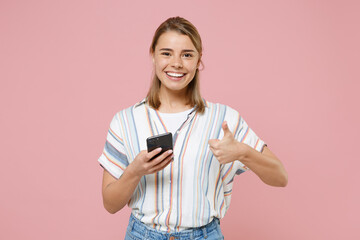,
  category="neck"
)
[158,86,192,113]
